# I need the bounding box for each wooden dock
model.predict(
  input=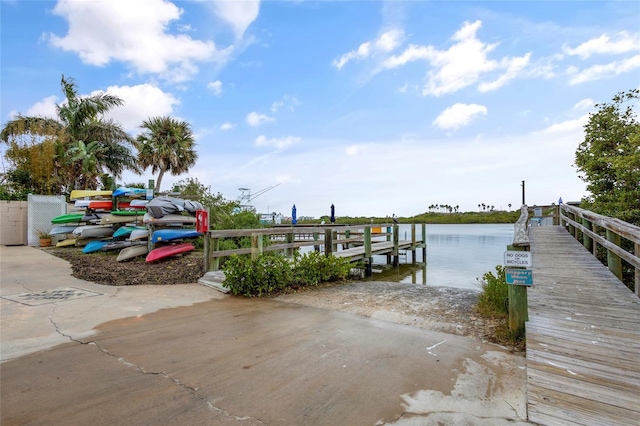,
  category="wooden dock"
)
[527,226,640,425]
